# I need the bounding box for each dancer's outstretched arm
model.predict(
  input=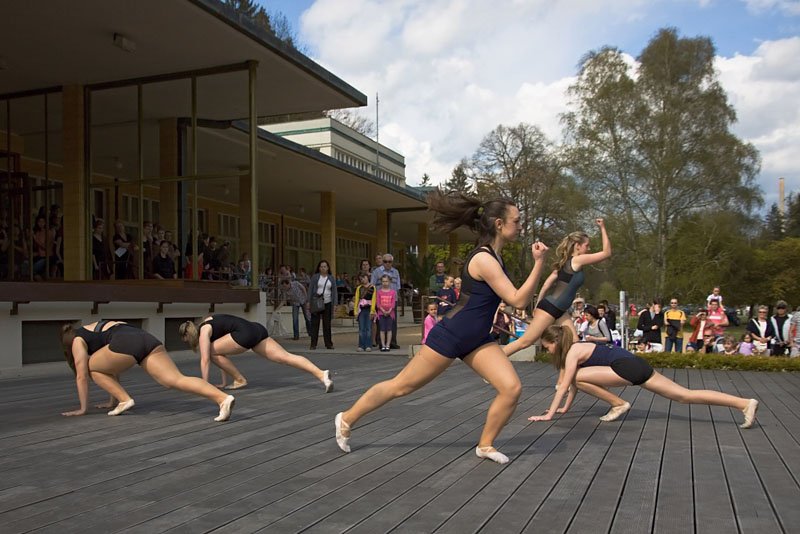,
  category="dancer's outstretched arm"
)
[572,219,611,269]
[198,327,213,382]
[479,242,548,309]
[530,356,580,422]
[63,341,90,416]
